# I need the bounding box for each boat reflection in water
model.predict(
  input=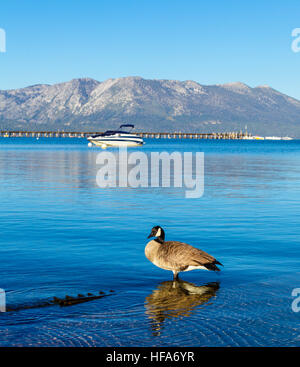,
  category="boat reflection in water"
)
[145,280,220,336]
